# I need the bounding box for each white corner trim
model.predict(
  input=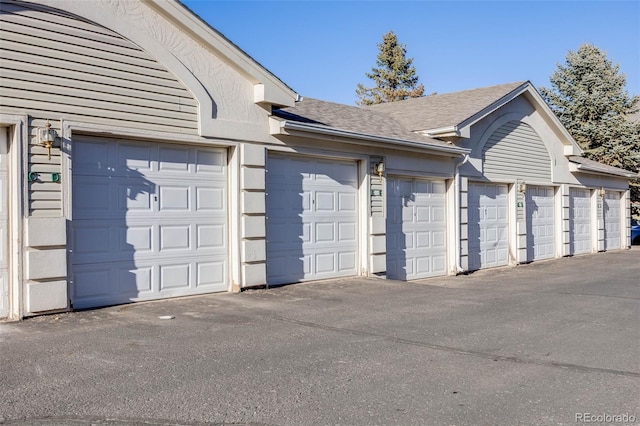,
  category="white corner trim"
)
[0,114,26,319]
